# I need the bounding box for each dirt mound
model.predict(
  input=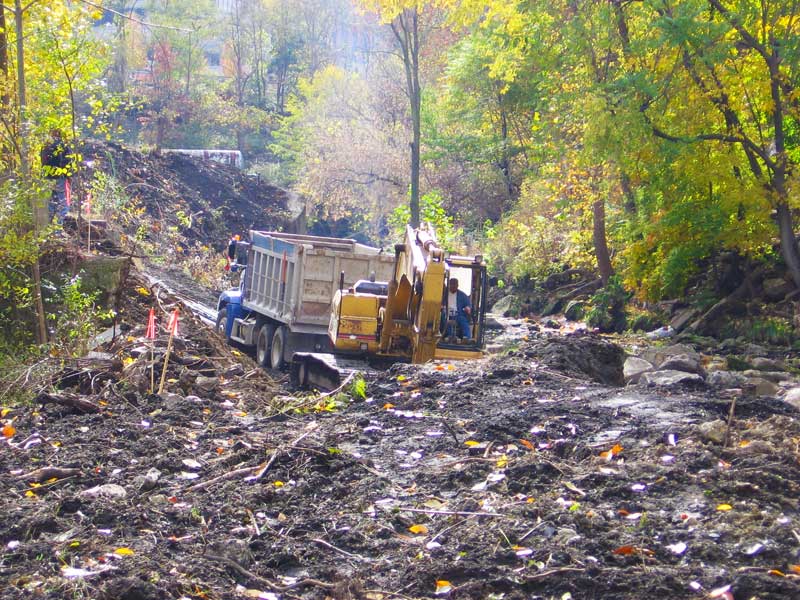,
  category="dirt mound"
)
[80,141,292,249]
[521,331,625,386]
